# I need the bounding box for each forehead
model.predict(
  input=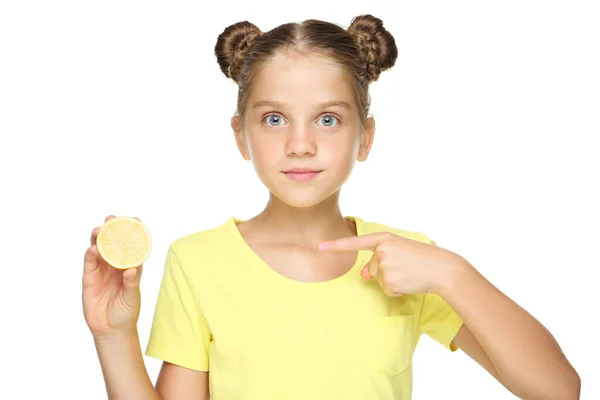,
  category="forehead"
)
[248,52,355,108]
